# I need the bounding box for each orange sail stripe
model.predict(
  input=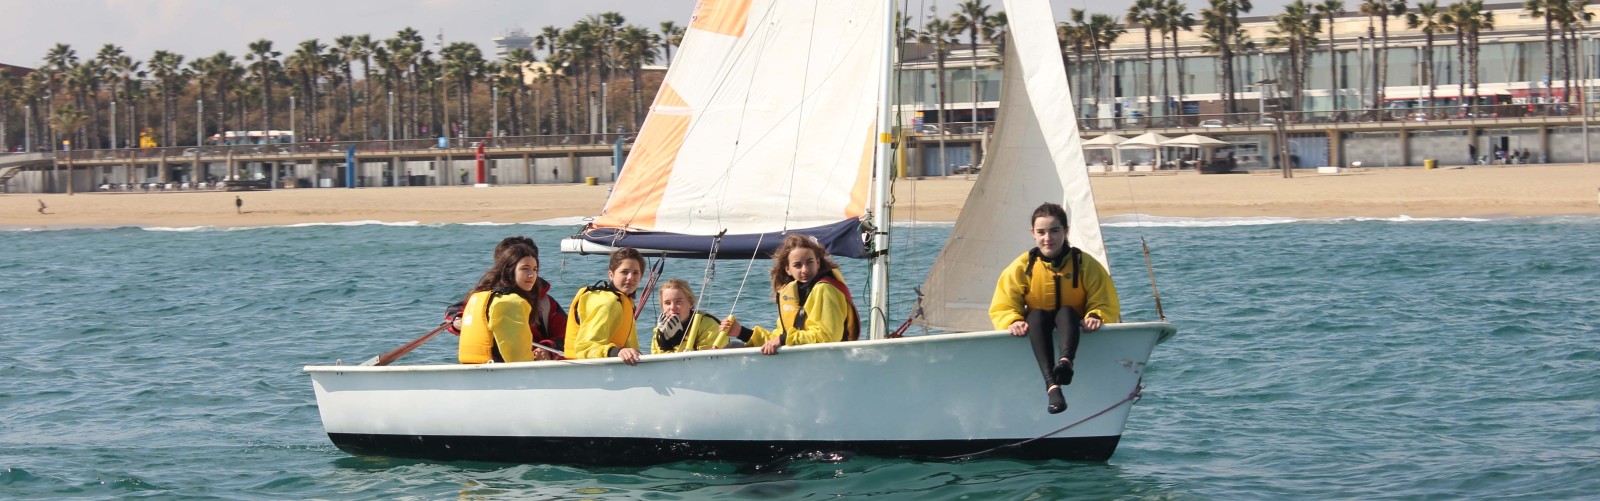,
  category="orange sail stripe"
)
[690,0,751,37]
[595,113,690,230]
[845,123,873,217]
